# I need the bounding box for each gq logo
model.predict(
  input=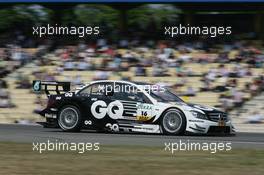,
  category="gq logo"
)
[91,100,124,120]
